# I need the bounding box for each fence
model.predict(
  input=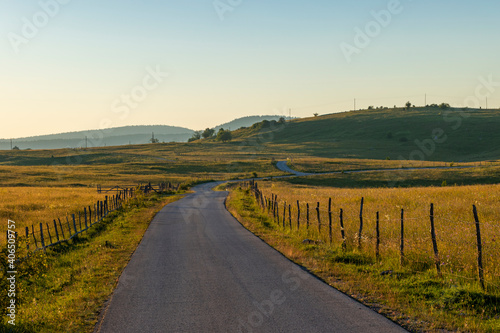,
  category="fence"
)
[10,182,179,254]
[9,188,136,255]
[247,180,497,291]
[97,182,179,194]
